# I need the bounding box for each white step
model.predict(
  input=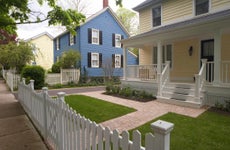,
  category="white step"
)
[162,92,195,101]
